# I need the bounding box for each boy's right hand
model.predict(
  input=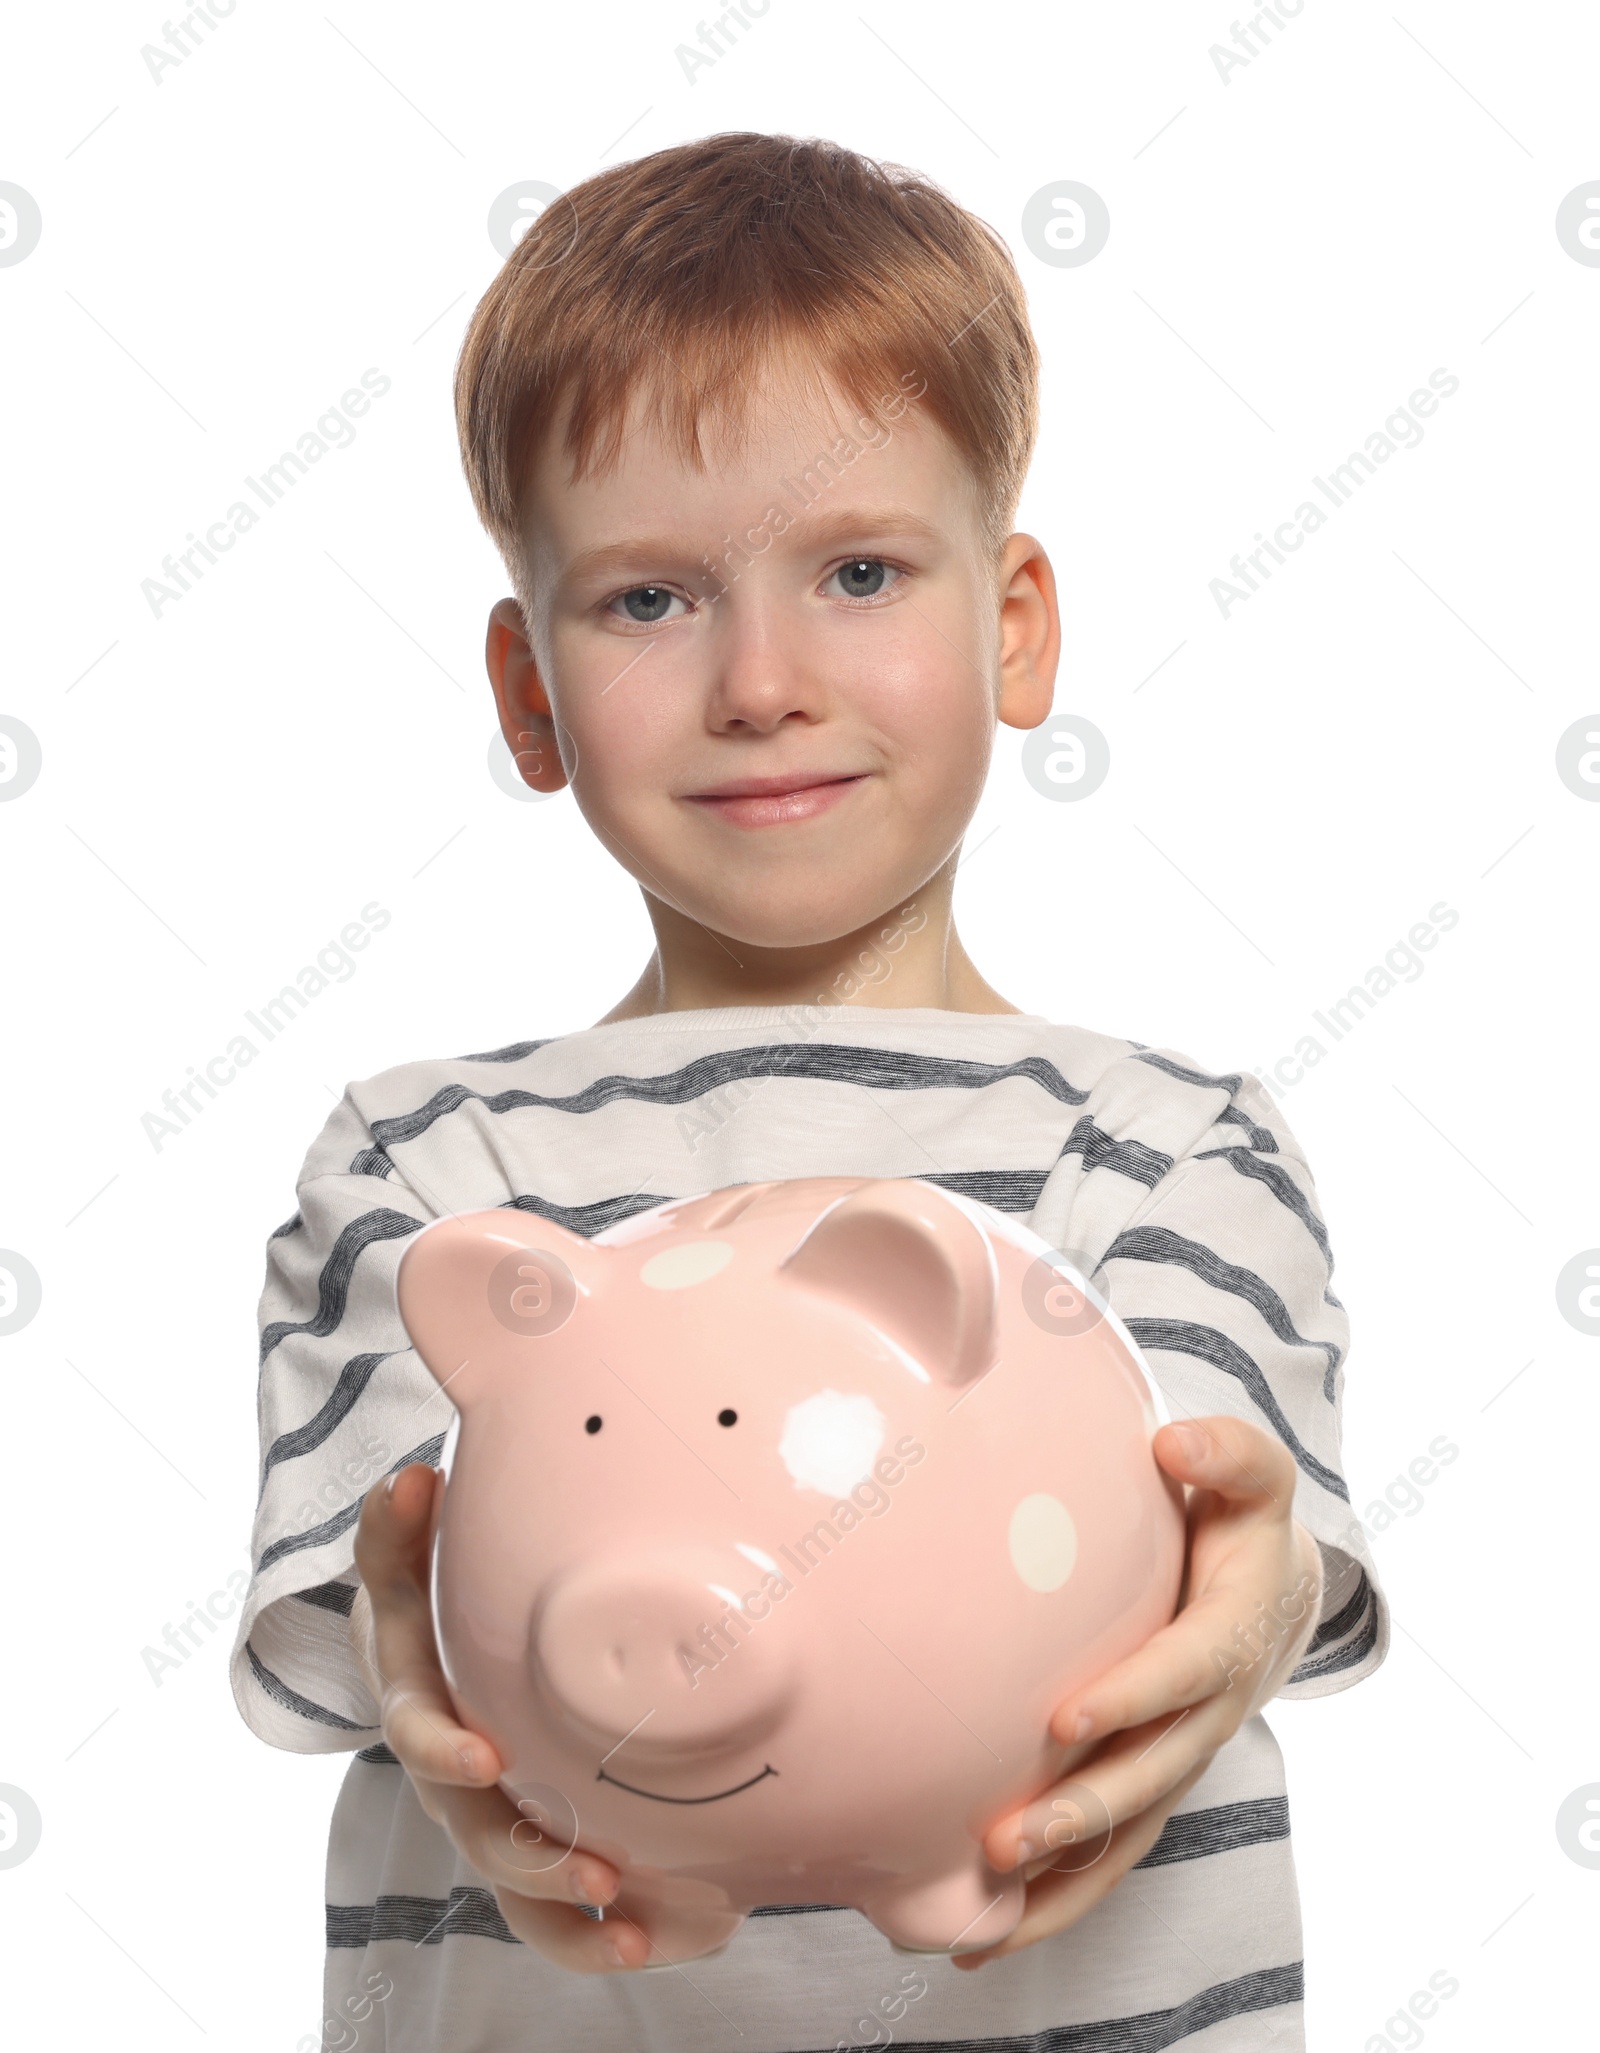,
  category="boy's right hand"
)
[350,1462,653,1972]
